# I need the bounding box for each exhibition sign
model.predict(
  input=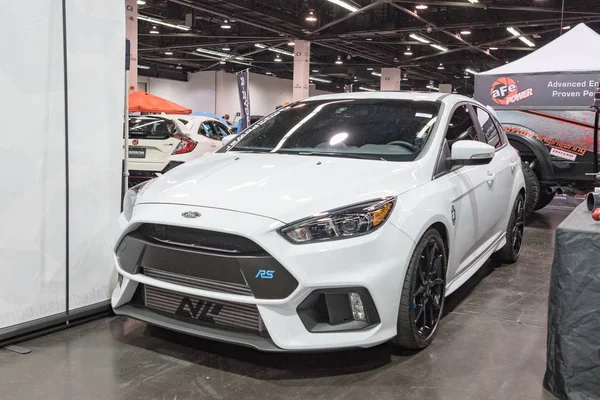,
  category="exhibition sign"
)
[475,72,600,108]
[236,69,251,131]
